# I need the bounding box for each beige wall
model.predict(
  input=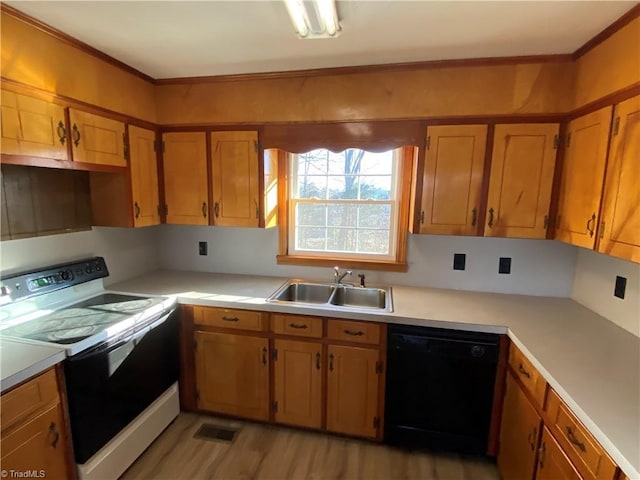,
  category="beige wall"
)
[574,17,640,109]
[0,12,157,122]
